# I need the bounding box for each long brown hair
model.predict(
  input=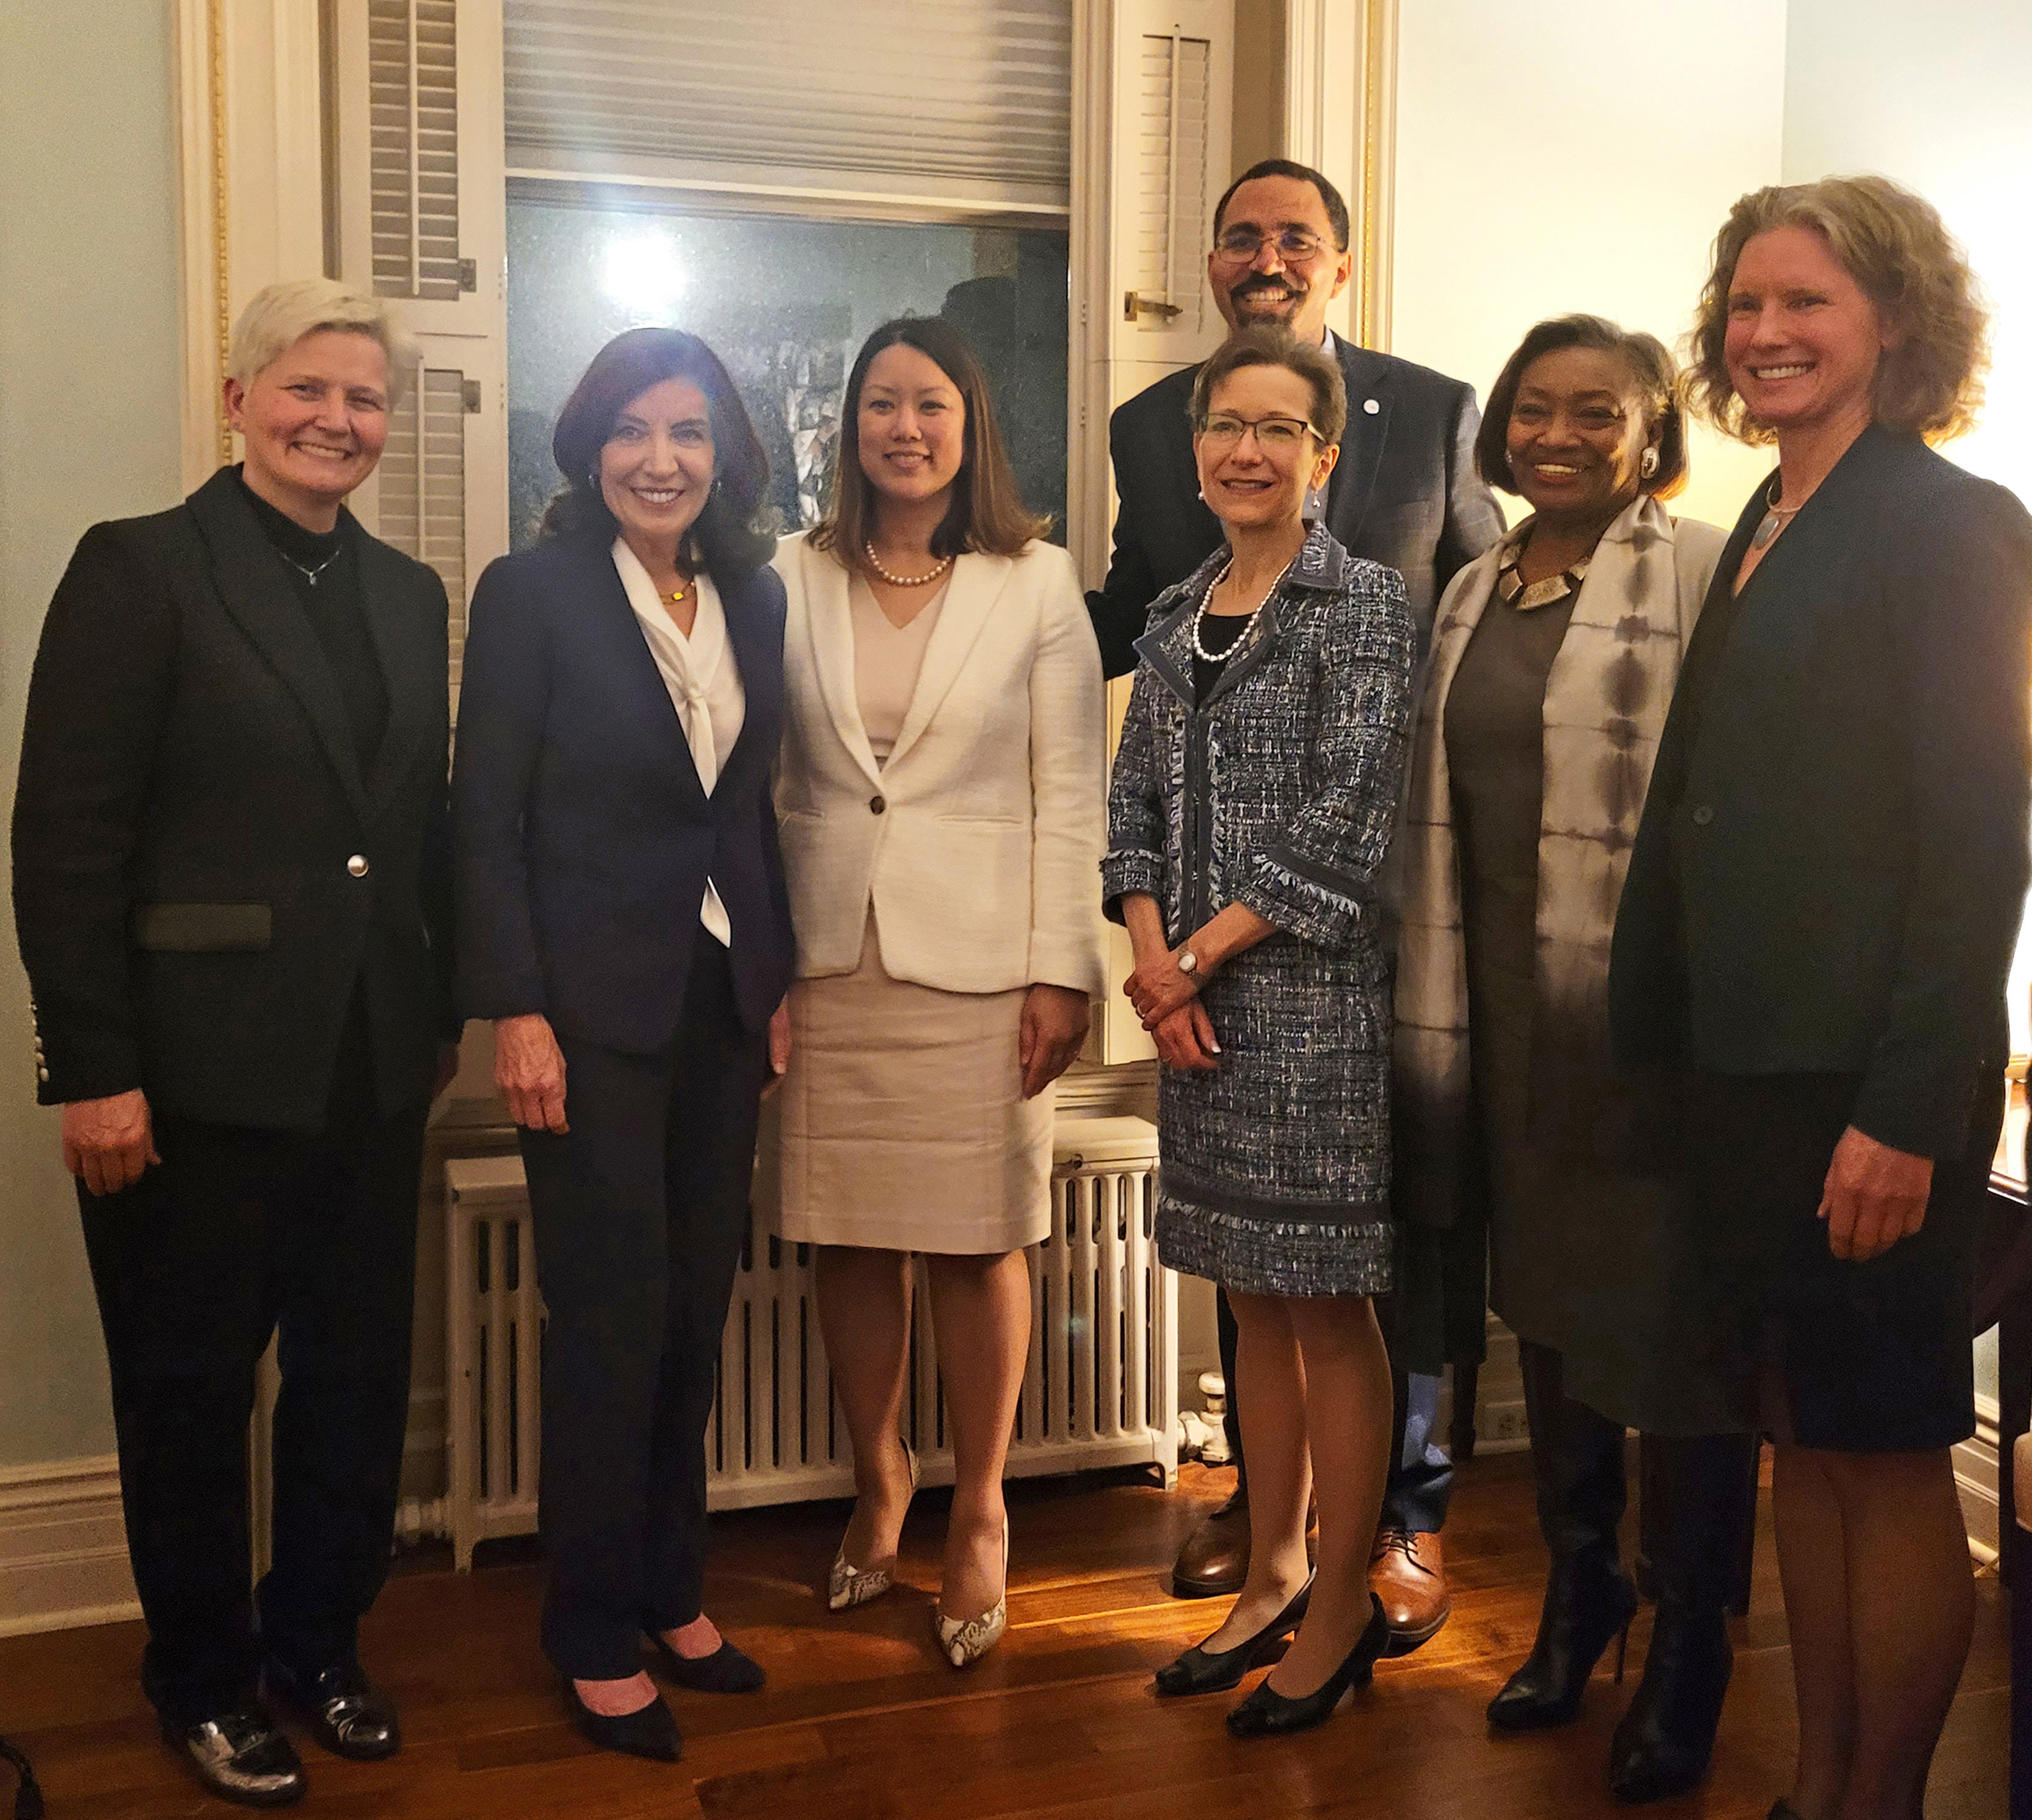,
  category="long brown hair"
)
[809,316,1049,575]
